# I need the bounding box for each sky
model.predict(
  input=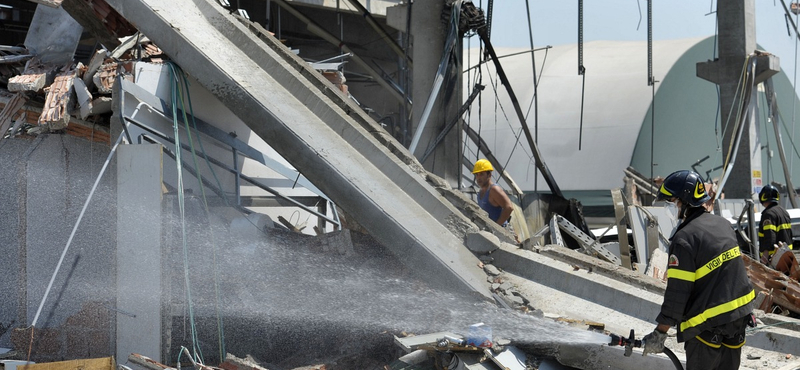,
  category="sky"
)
[484,1,800,97]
